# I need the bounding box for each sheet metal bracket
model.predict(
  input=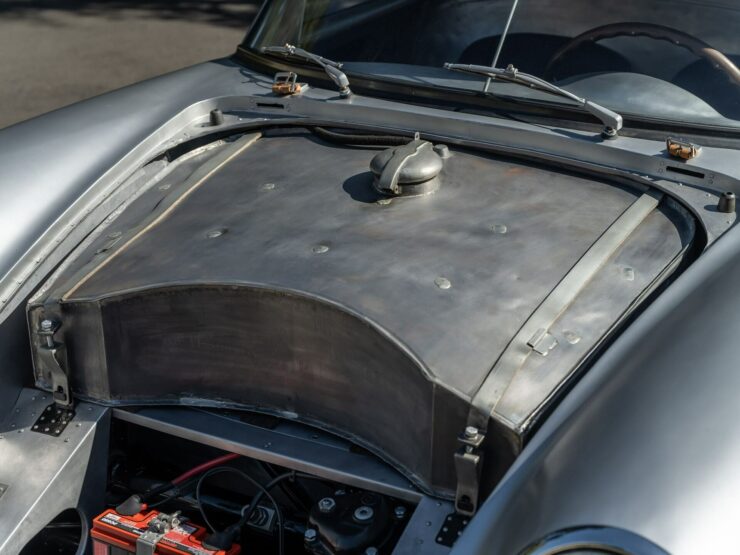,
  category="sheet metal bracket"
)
[454,426,485,516]
[36,319,72,407]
